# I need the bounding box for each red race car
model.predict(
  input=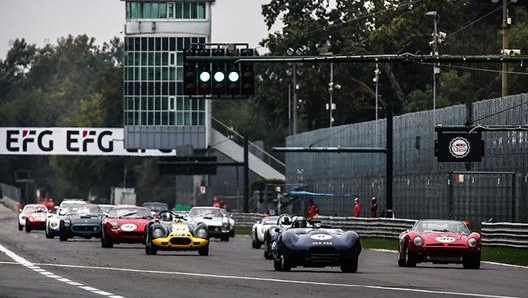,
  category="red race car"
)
[398,219,481,269]
[18,203,48,233]
[101,205,154,248]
